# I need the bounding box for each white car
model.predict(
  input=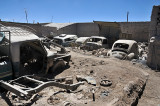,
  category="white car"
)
[54,34,78,47]
[107,40,139,60]
[82,36,108,50]
[75,37,89,46]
